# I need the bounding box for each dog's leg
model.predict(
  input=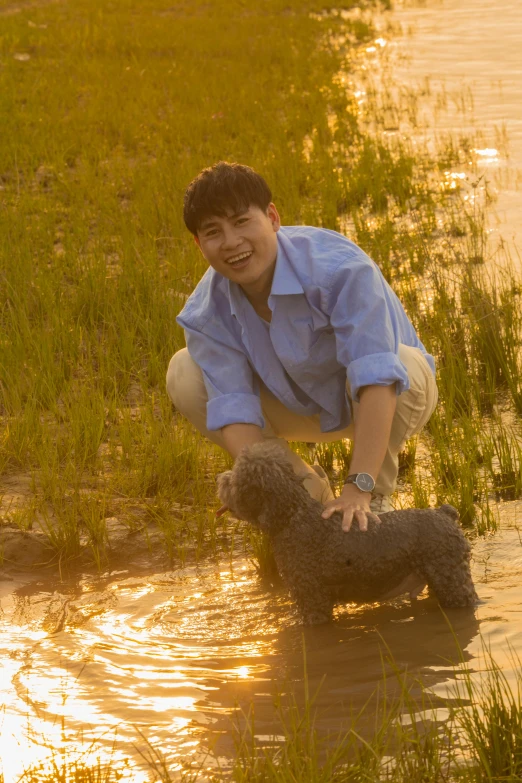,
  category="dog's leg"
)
[380,572,427,602]
[419,556,478,608]
[289,578,334,625]
[409,581,428,608]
